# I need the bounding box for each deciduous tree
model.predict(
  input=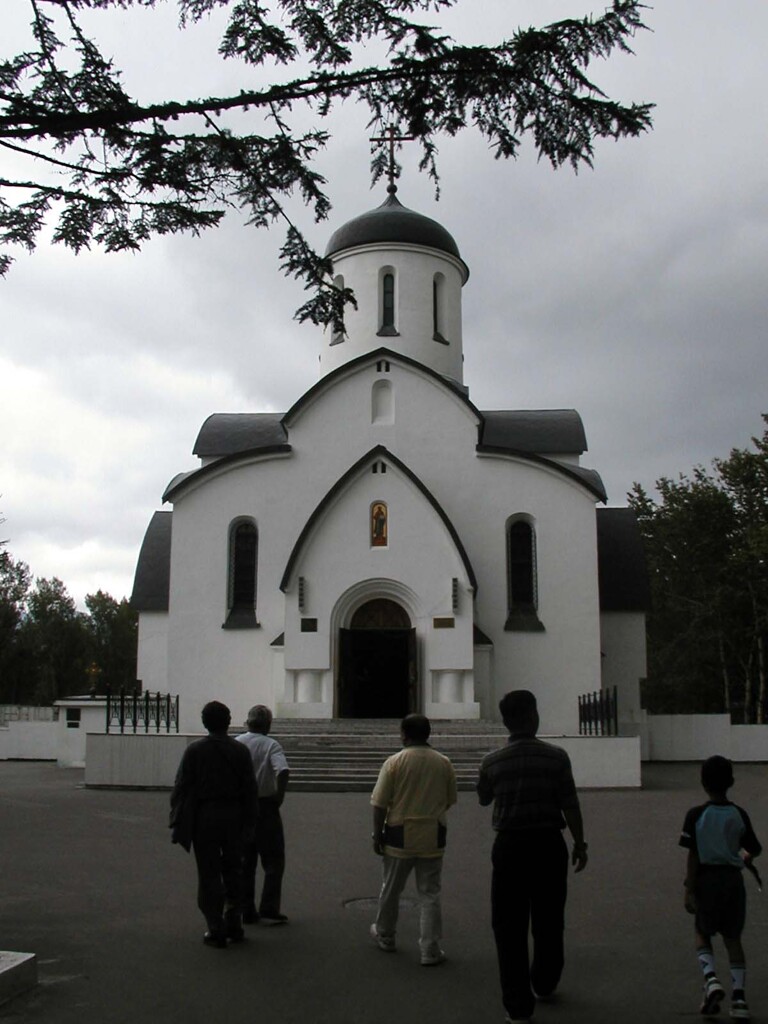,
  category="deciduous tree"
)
[84,589,137,692]
[630,416,768,722]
